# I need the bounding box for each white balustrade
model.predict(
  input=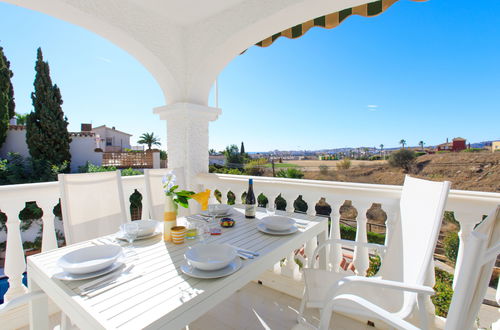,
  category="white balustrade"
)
[0,175,147,306]
[196,173,500,315]
[0,172,498,328]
